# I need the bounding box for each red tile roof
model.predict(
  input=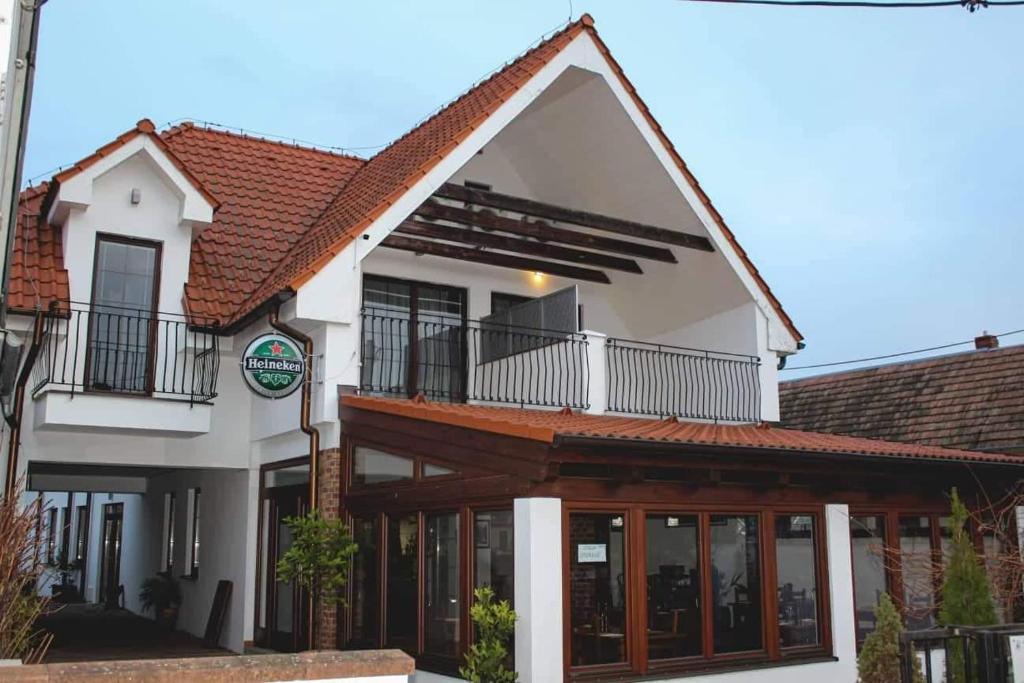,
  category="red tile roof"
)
[7,183,68,314]
[780,345,1024,453]
[341,395,1024,467]
[9,14,800,340]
